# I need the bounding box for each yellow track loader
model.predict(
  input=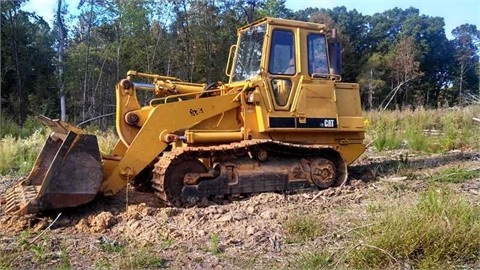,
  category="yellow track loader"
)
[3,17,365,214]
